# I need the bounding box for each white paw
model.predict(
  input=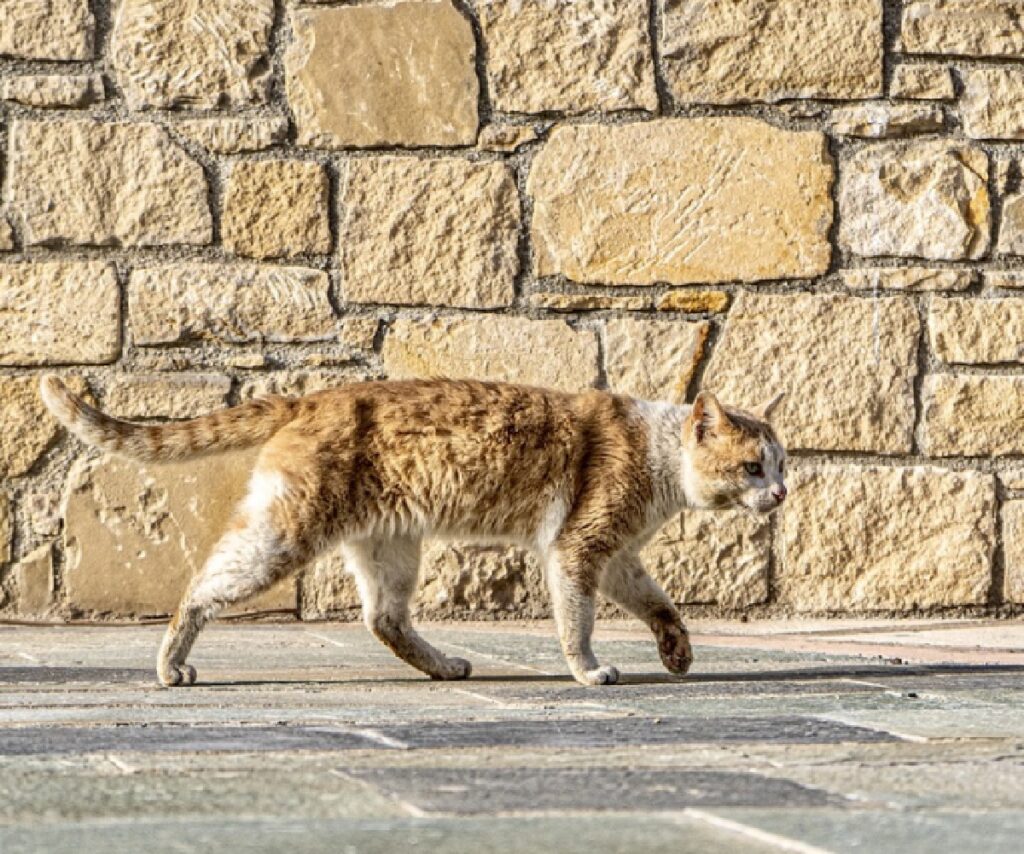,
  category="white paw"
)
[577,664,620,686]
[431,656,472,681]
[158,664,197,687]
